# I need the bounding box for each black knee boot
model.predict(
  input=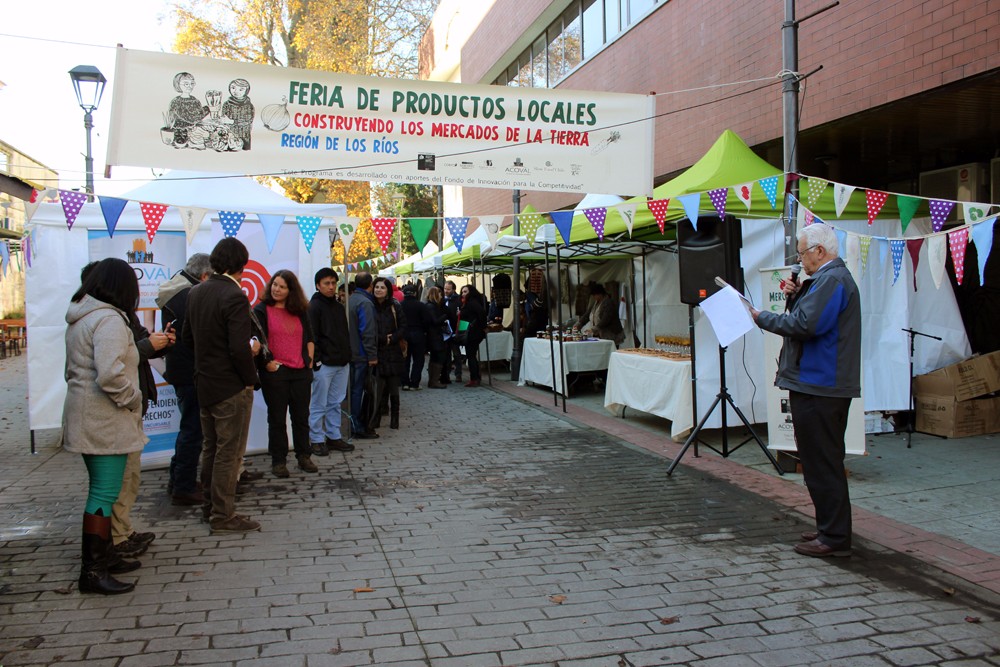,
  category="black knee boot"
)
[390,394,399,430]
[80,509,135,595]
